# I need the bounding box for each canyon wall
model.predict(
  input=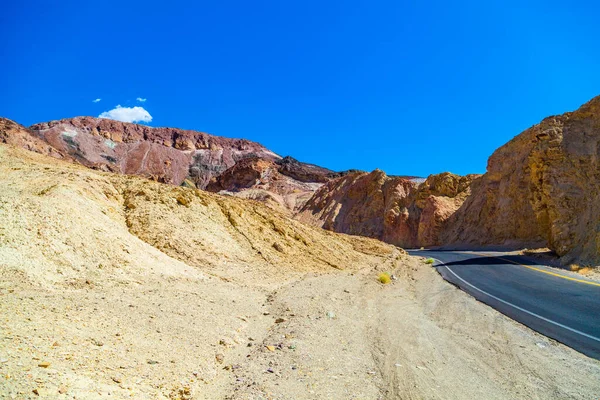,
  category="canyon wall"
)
[443,96,600,264]
[296,170,477,248]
